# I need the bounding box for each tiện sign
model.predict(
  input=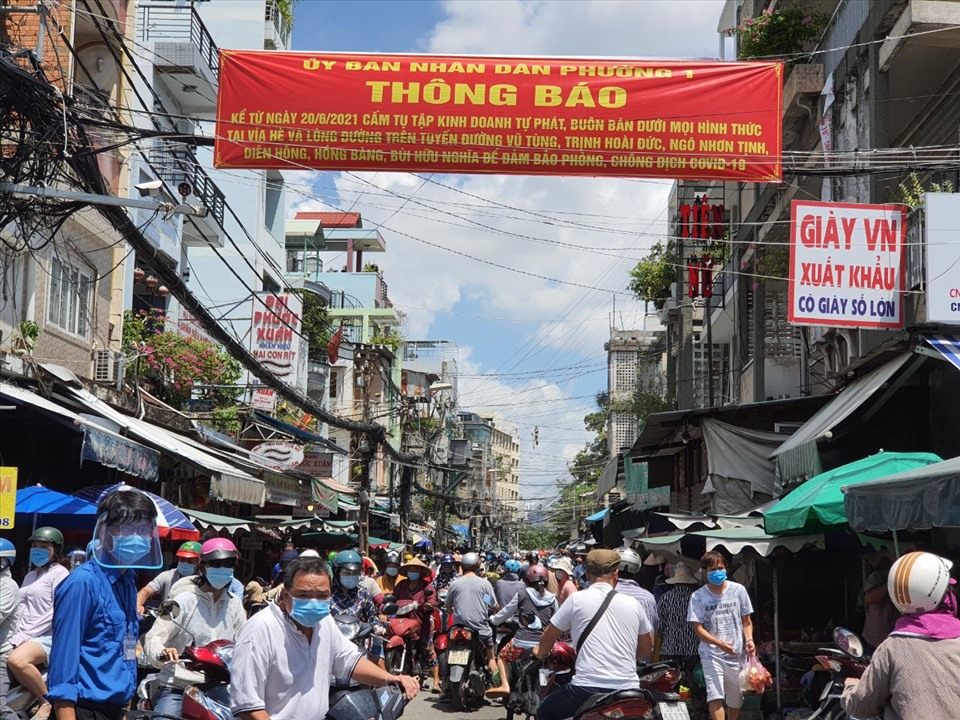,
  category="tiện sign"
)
[789,201,907,329]
[215,52,783,182]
